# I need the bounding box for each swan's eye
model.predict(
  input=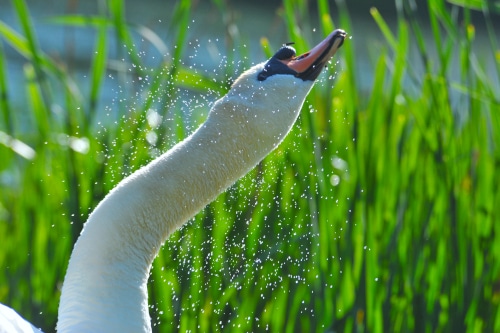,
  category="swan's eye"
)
[295,52,309,60]
[257,45,299,81]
